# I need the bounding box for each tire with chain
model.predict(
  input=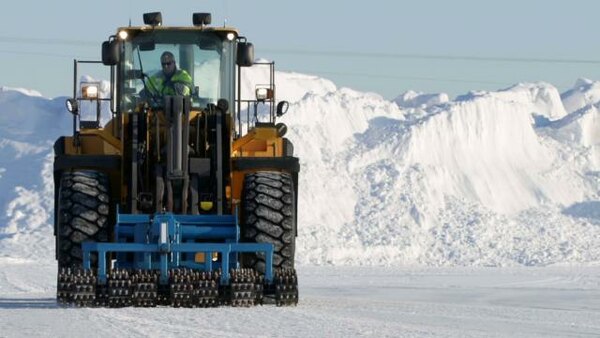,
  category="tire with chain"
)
[56,170,110,268]
[241,171,296,273]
